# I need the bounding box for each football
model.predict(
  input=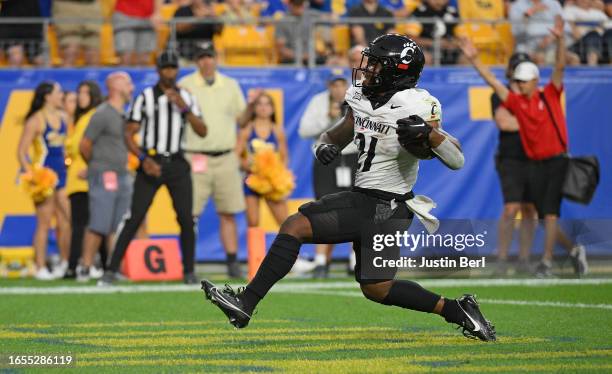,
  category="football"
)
[403,140,435,160]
